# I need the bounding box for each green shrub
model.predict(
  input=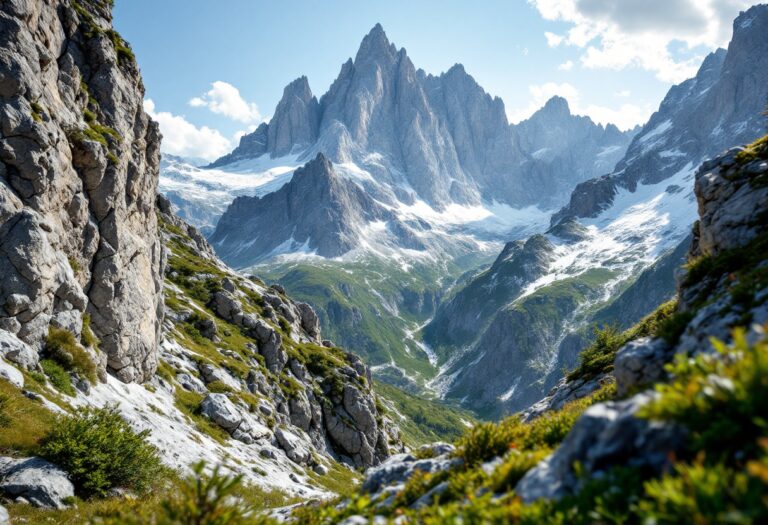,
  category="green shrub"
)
[640,328,768,462]
[80,313,99,349]
[40,359,75,396]
[37,405,163,498]
[568,300,678,382]
[111,462,258,525]
[638,461,768,524]
[45,327,97,383]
